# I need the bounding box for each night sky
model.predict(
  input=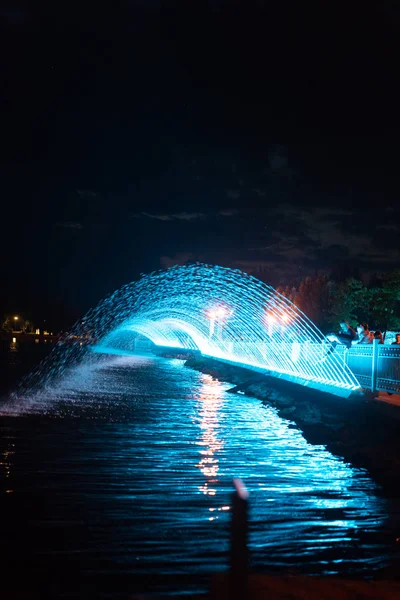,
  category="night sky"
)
[1,1,400,329]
